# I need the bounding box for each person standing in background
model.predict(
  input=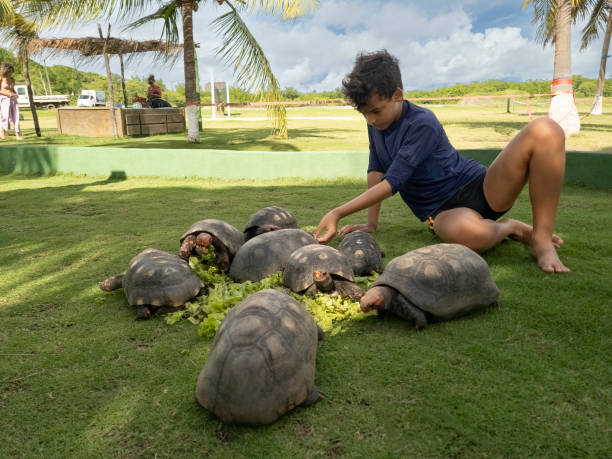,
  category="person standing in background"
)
[0,63,23,140]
